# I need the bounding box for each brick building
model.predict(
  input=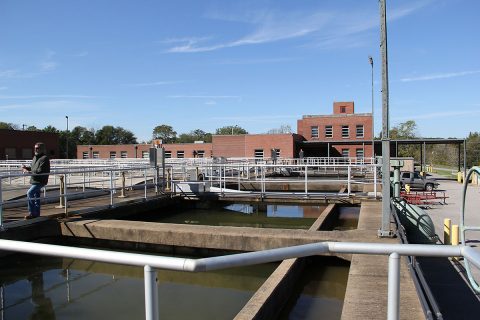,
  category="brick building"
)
[297,102,373,157]
[76,101,373,159]
[77,142,213,160]
[0,129,60,160]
